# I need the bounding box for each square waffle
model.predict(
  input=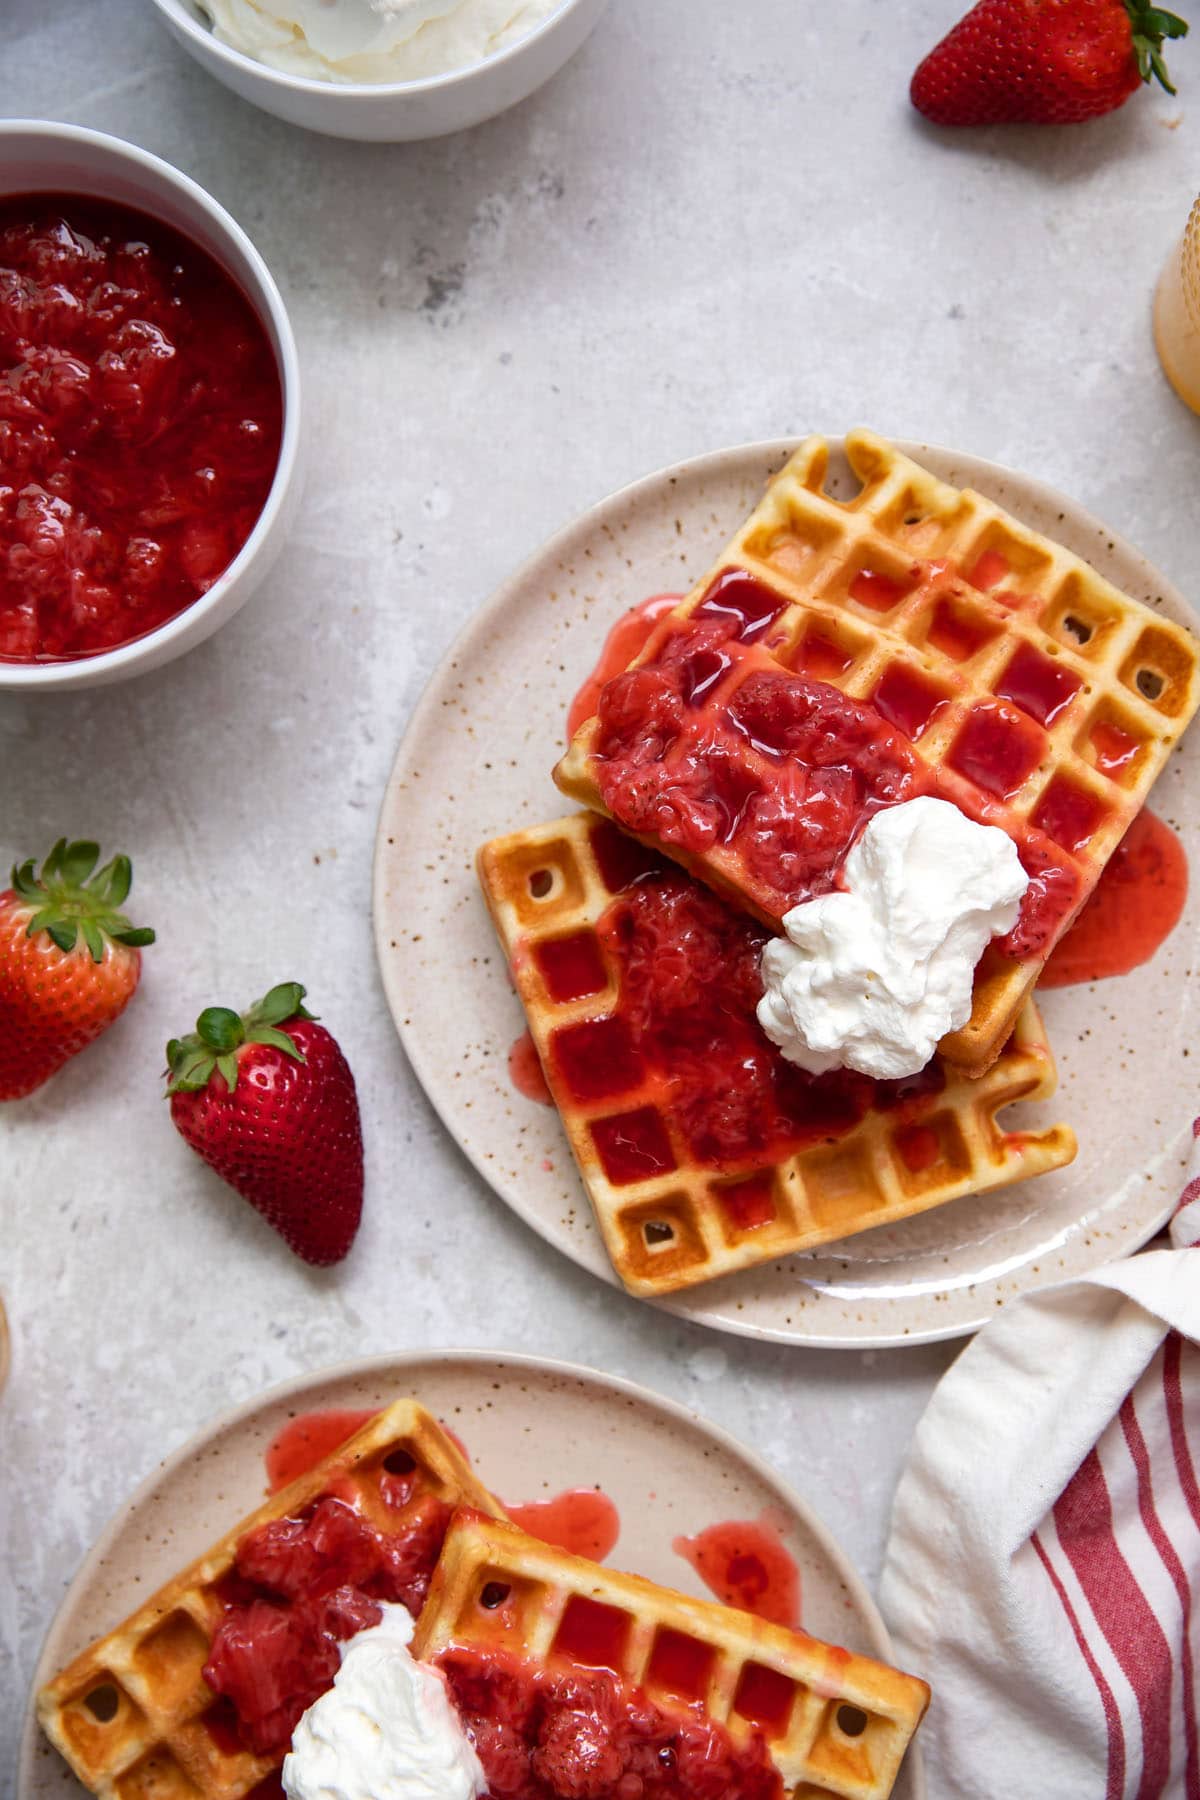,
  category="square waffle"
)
[477,812,1076,1298]
[37,1400,505,1800]
[555,430,1200,1075]
[413,1508,929,1800]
